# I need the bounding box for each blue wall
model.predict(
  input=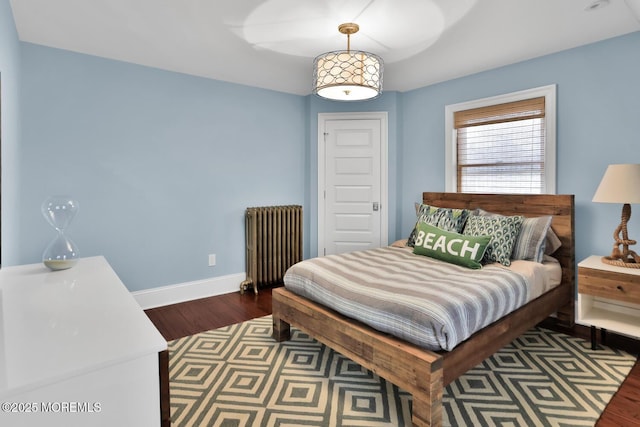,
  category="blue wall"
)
[0,0,21,267]
[17,43,307,291]
[2,0,639,292]
[398,31,640,264]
